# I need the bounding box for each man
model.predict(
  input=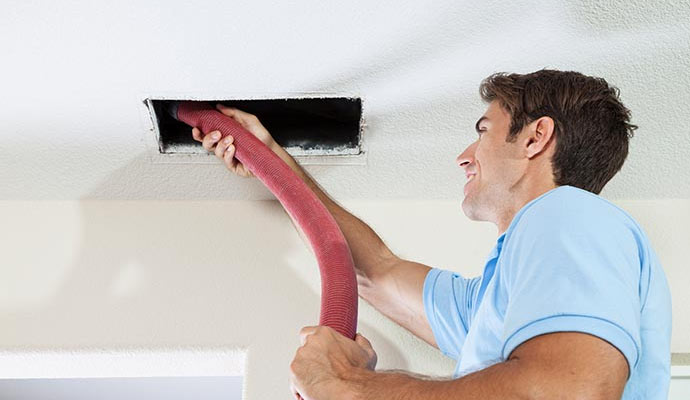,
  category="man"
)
[193,69,671,399]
